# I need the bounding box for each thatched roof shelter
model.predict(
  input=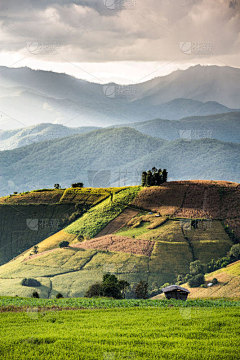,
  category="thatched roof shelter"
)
[161,285,190,300]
